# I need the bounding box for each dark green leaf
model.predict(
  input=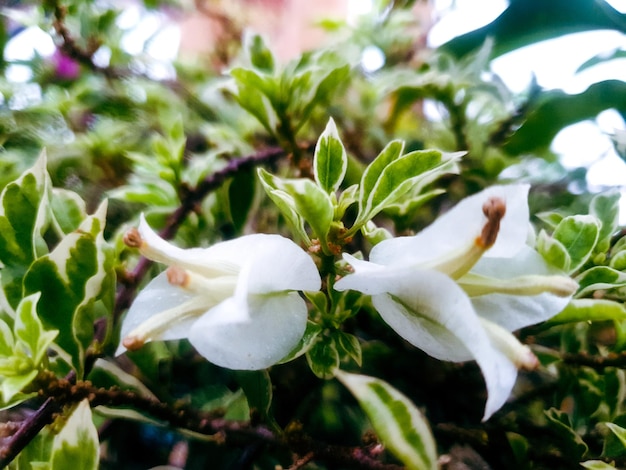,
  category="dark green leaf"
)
[504,80,626,155]
[441,0,626,59]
